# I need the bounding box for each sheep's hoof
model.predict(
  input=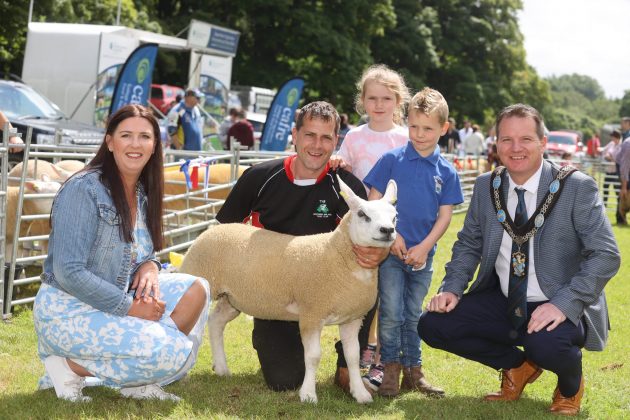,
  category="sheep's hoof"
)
[212,364,231,376]
[352,389,373,404]
[299,389,318,404]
